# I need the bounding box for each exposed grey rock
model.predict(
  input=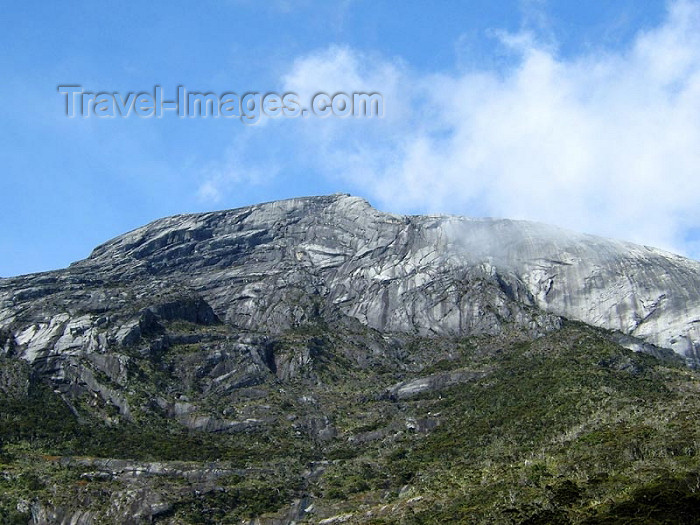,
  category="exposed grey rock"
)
[348,428,386,444]
[30,485,174,525]
[57,457,265,482]
[177,413,266,433]
[405,417,440,433]
[31,506,96,525]
[386,368,489,400]
[0,192,698,401]
[72,194,699,359]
